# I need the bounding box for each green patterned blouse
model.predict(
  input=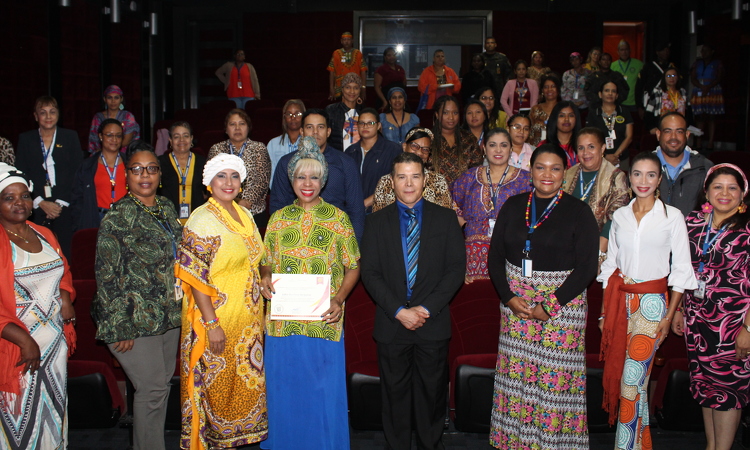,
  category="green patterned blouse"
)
[263,199,360,342]
[92,194,183,343]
